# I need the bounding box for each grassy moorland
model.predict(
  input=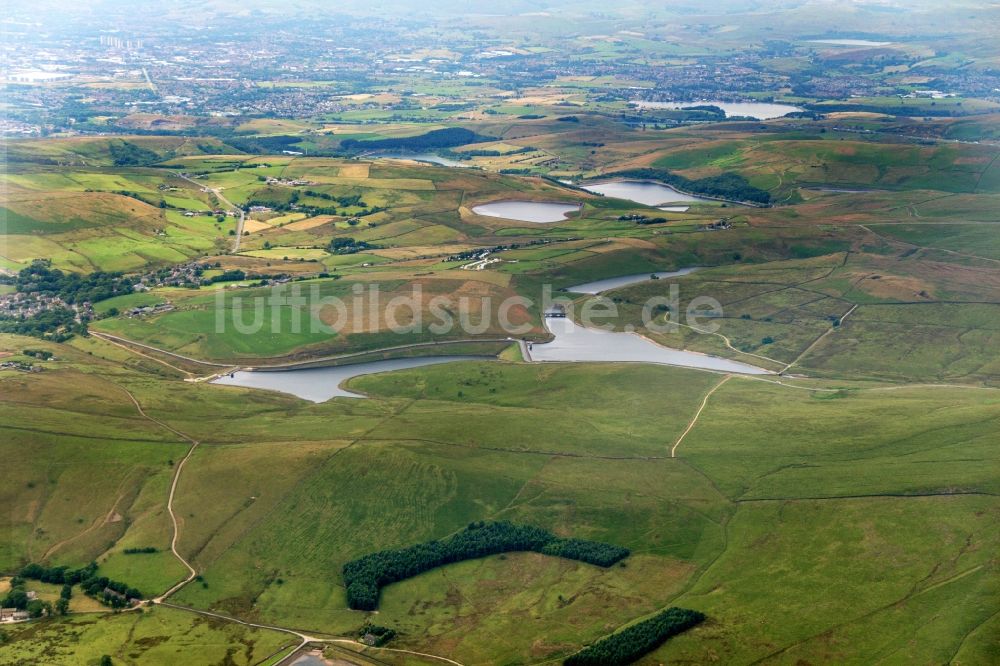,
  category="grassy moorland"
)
[1,325,997,664]
[2,106,999,665]
[602,248,1000,384]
